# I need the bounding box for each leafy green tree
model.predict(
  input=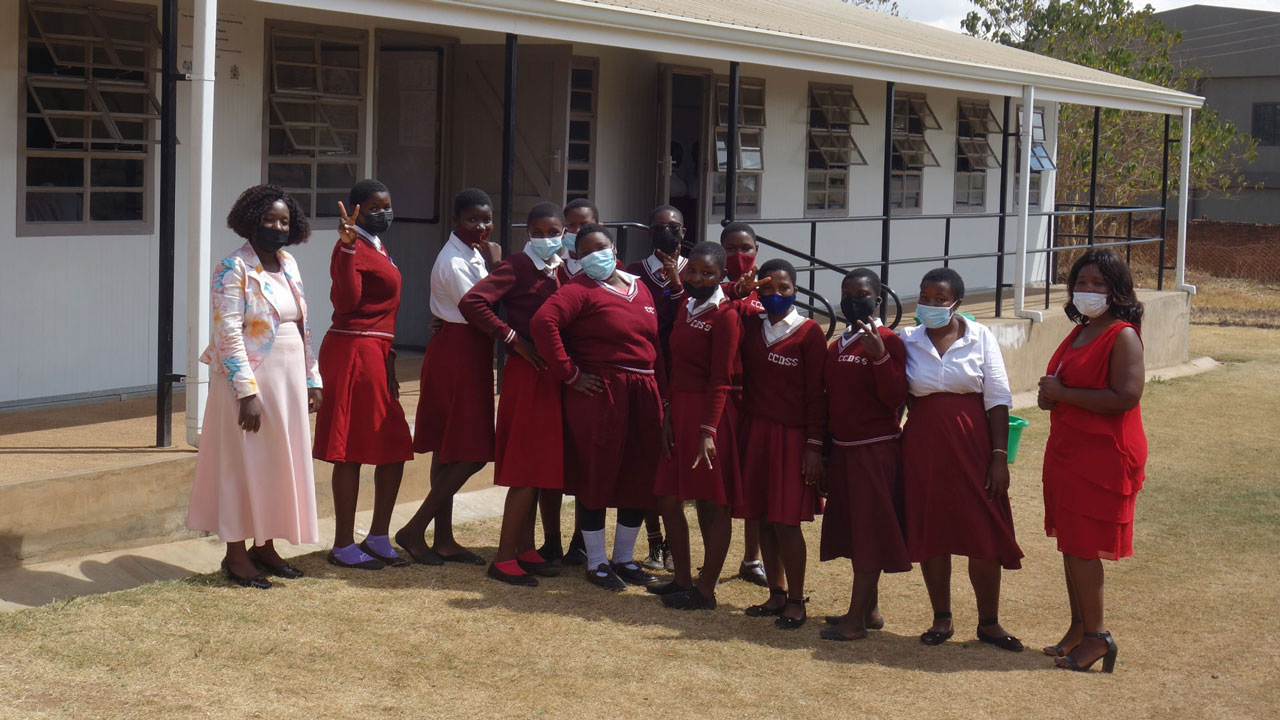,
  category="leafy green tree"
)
[961,0,1256,210]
